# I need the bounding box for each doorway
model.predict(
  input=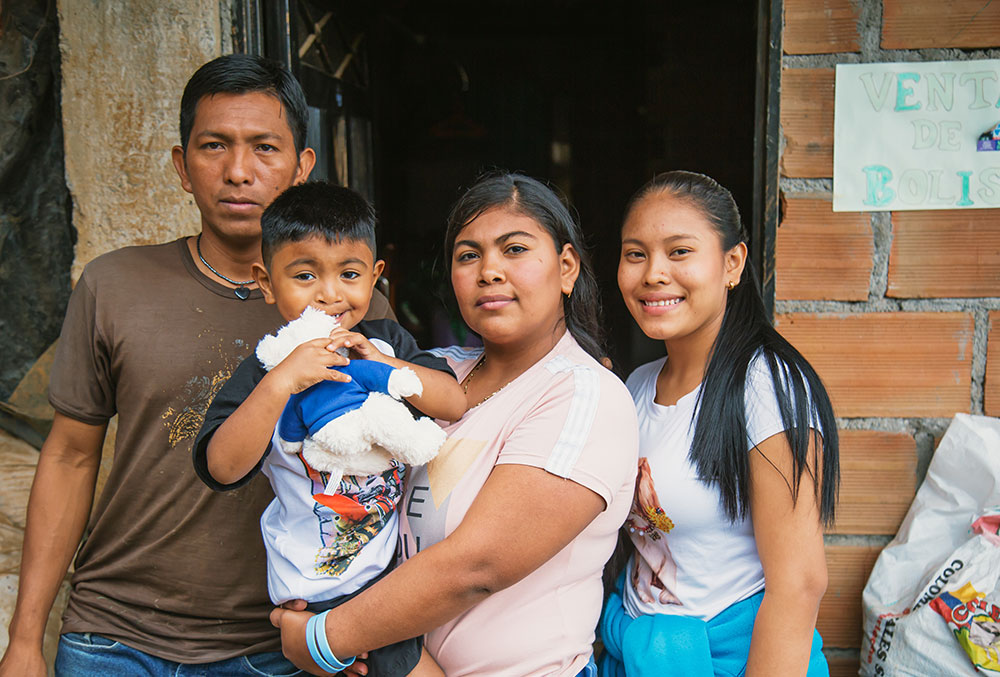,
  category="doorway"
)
[250,0,761,372]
